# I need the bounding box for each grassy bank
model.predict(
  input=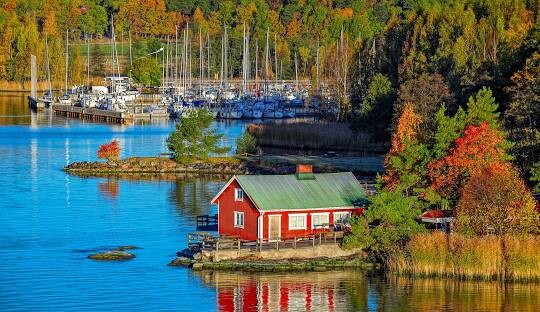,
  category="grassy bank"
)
[247,120,386,154]
[388,232,540,282]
